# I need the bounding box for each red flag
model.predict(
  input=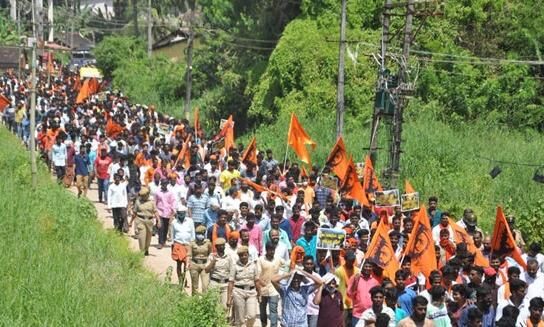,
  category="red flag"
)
[241,137,257,166]
[403,205,437,277]
[491,207,527,269]
[340,160,370,207]
[287,113,316,165]
[0,94,10,112]
[325,136,350,181]
[365,219,400,280]
[362,155,383,194]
